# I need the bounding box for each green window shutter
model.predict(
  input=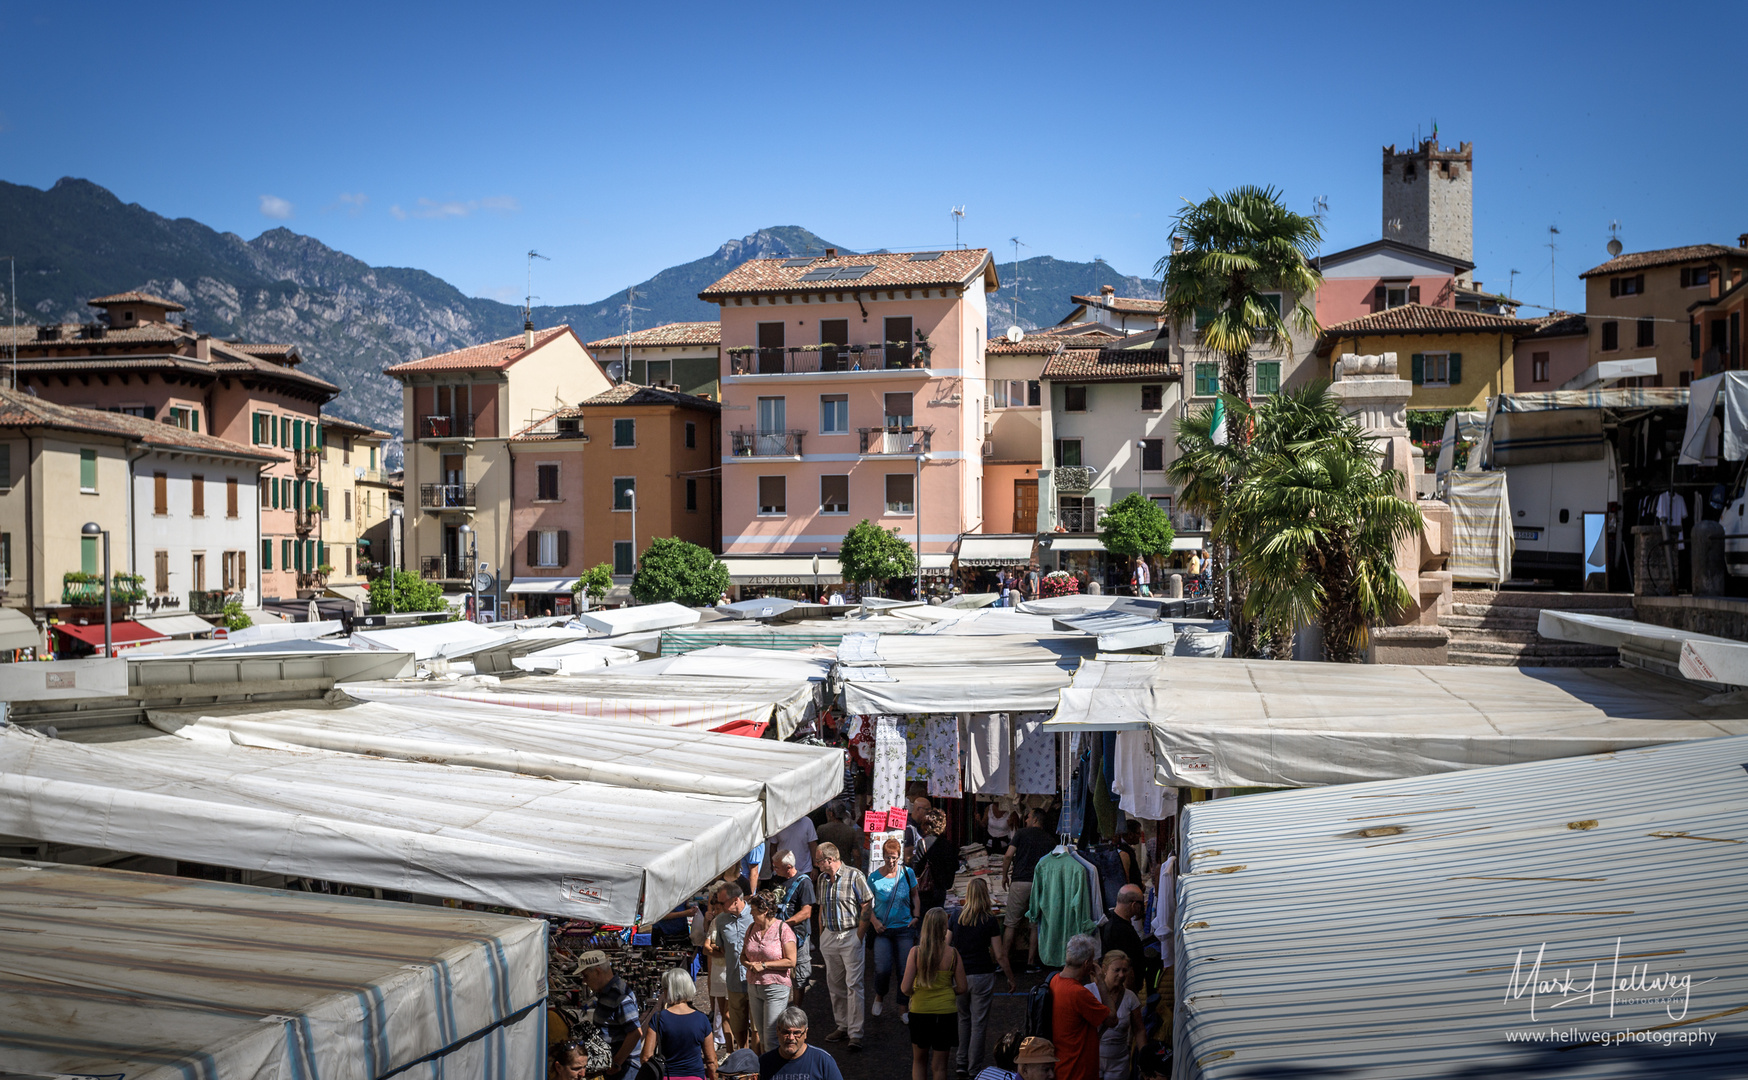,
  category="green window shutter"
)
[1448,353,1463,385]
[282,538,292,567]
[270,477,279,509]
[81,535,97,574]
[316,424,325,449]
[251,414,260,443]
[1411,354,1425,385]
[80,448,97,490]
[293,423,304,451]
[261,538,272,570]
[191,410,200,433]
